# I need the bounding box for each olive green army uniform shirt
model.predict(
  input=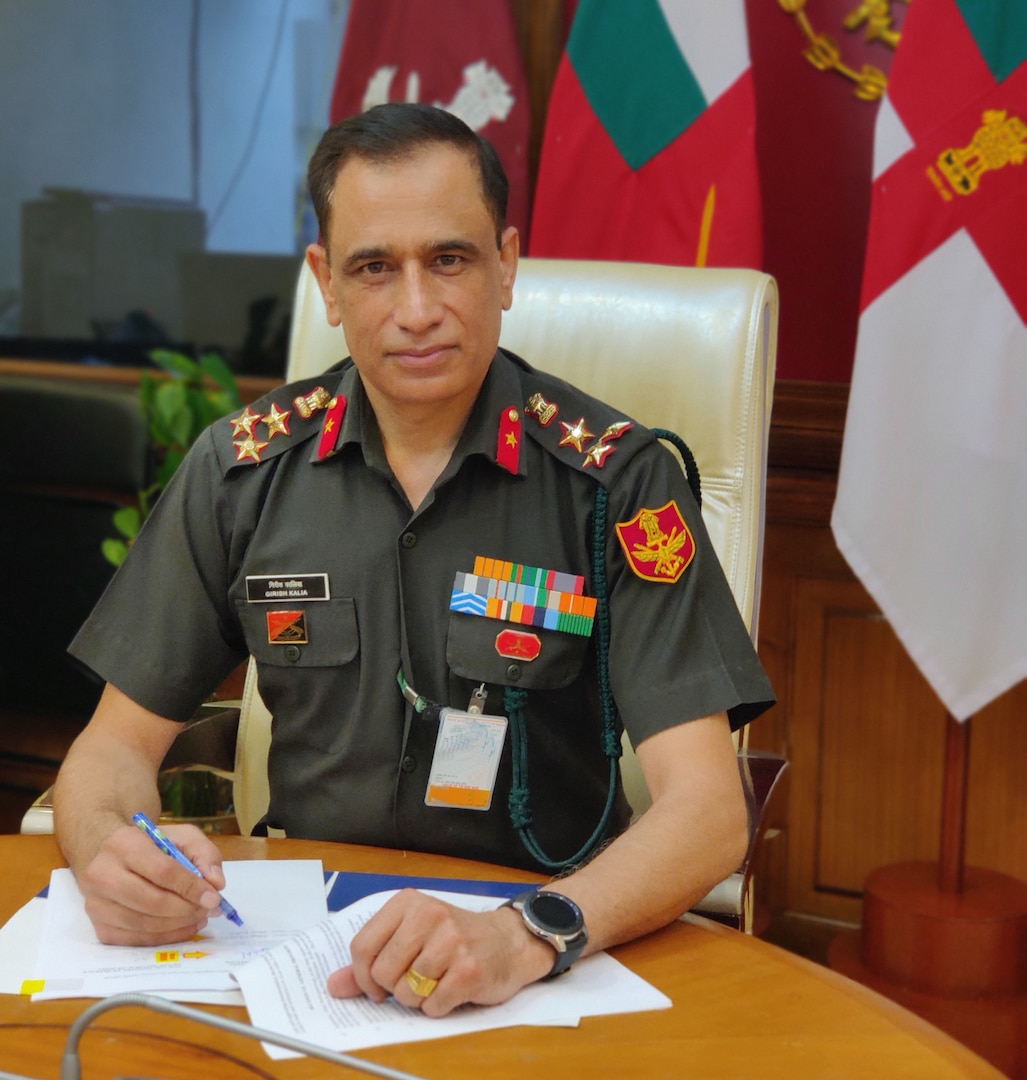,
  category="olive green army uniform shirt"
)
[71,350,774,871]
